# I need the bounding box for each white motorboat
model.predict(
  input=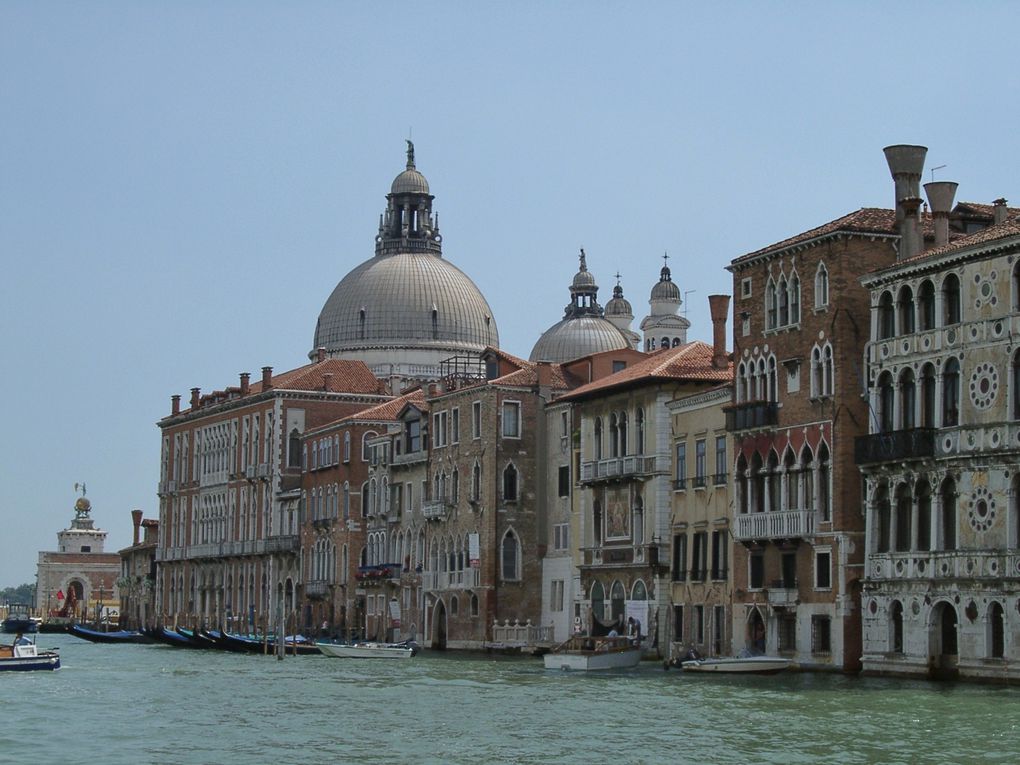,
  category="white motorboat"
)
[0,638,61,672]
[680,655,792,674]
[543,635,642,671]
[317,641,415,659]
